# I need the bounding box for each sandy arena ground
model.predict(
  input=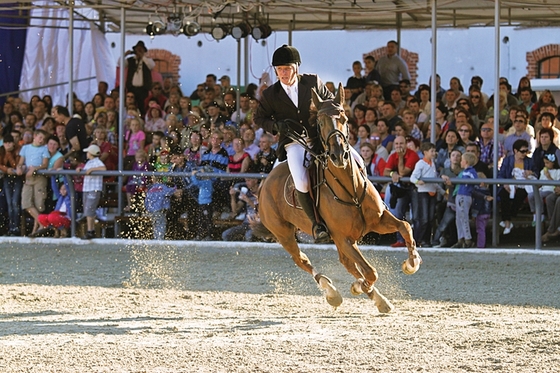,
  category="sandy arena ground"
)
[0,238,559,373]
